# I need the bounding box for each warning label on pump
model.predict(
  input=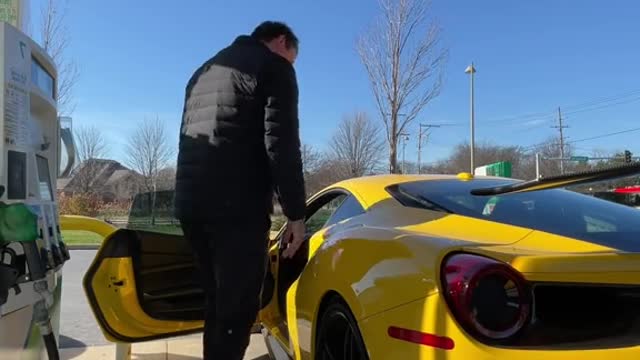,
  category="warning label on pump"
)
[4,82,28,146]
